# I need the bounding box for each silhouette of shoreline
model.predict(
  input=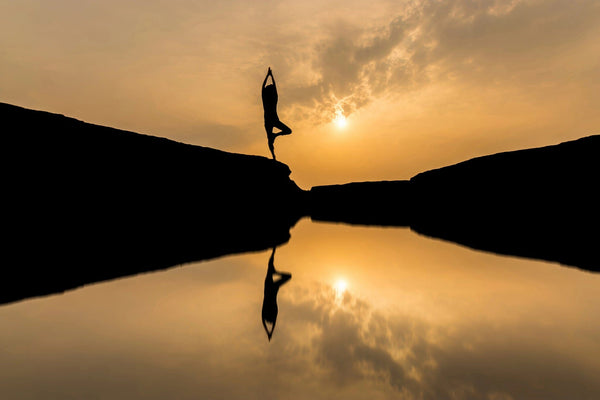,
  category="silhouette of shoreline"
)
[2,102,305,305]
[2,102,598,305]
[310,136,600,271]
